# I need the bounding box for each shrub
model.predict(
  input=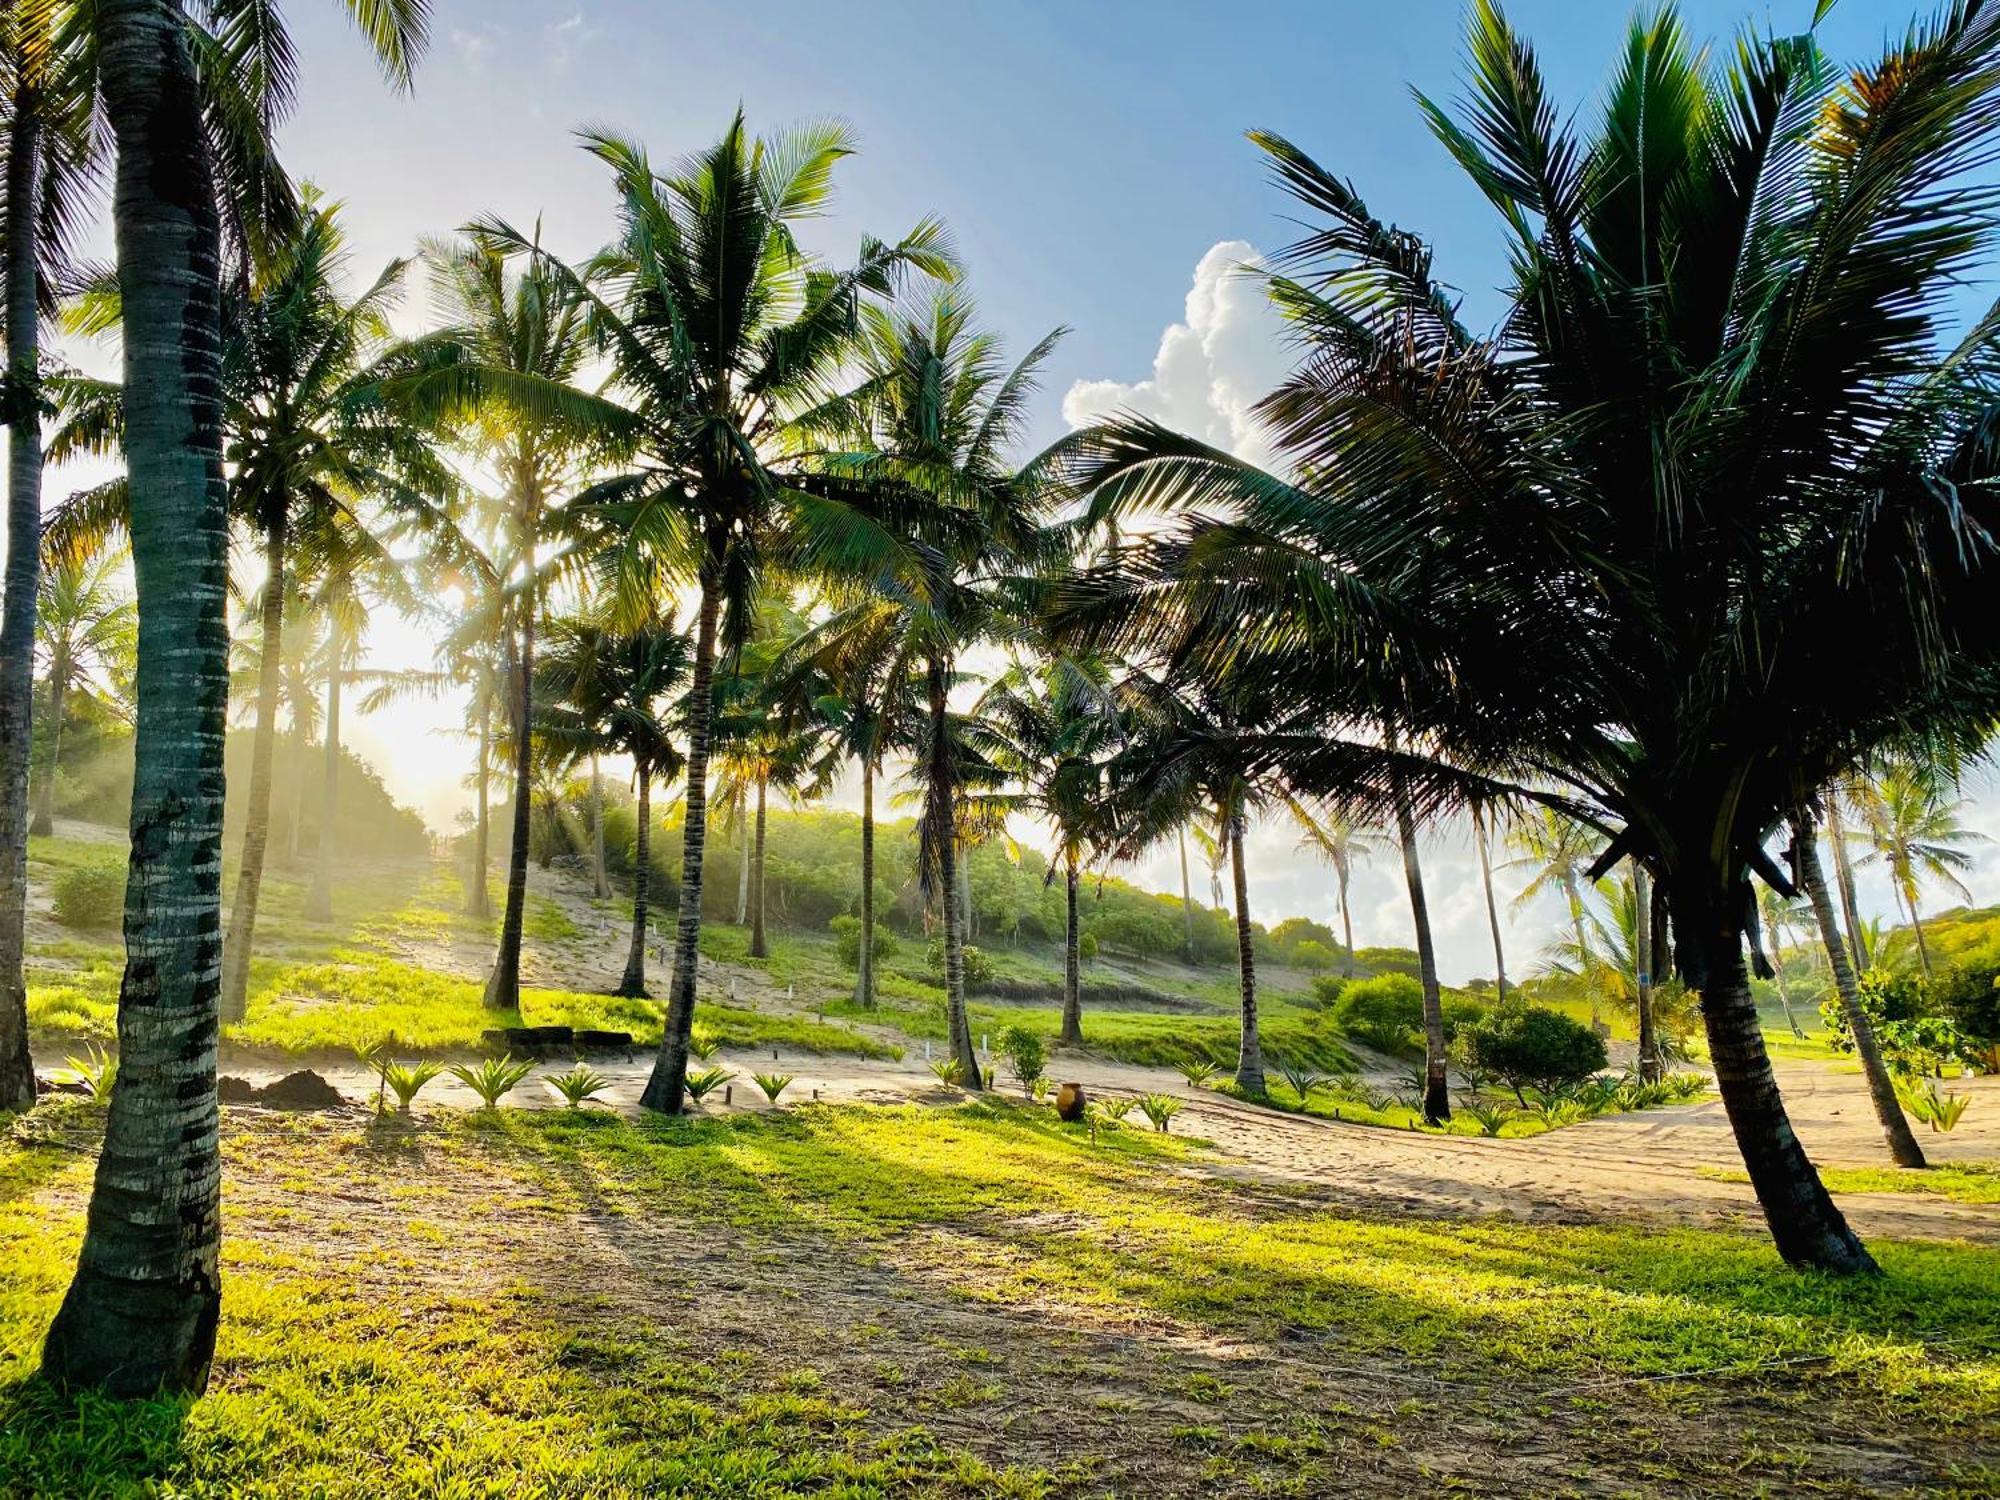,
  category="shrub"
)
[60,1045,117,1102]
[1274,1055,1326,1103]
[829,914,897,970]
[926,939,995,986]
[927,1057,965,1087]
[1898,1078,1973,1132]
[997,1024,1046,1096]
[1441,994,1488,1041]
[52,859,125,931]
[1336,973,1425,1053]
[1292,940,1337,972]
[1309,974,1347,1010]
[1460,1007,1608,1104]
[1077,932,1099,963]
